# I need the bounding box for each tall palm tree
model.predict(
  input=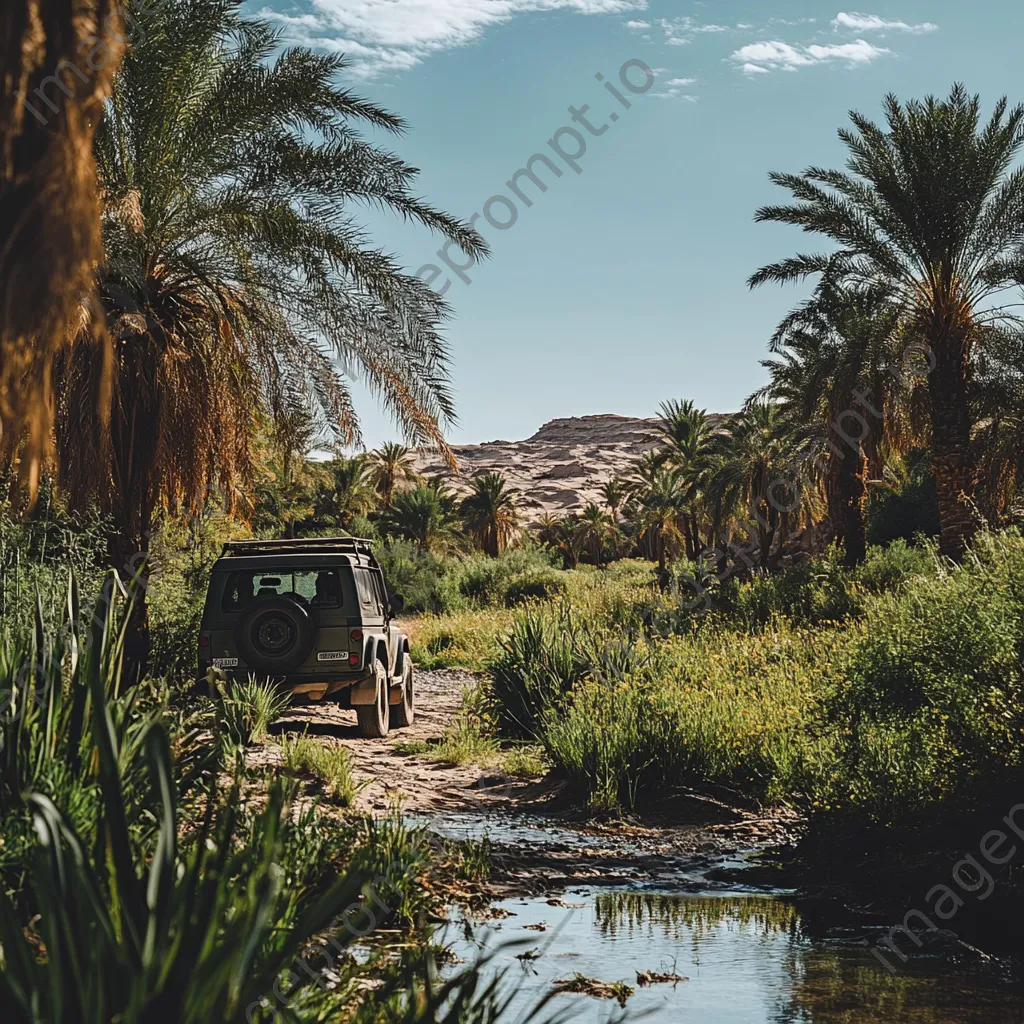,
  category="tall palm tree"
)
[750,85,1024,560]
[379,483,459,553]
[654,399,713,557]
[707,403,813,570]
[460,473,520,557]
[760,285,911,566]
[633,467,690,572]
[317,454,378,528]
[600,479,628,522]
[578,503,615,567]
[52,0,485,666]
[370,442,419,507]
[0,2,124,497]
